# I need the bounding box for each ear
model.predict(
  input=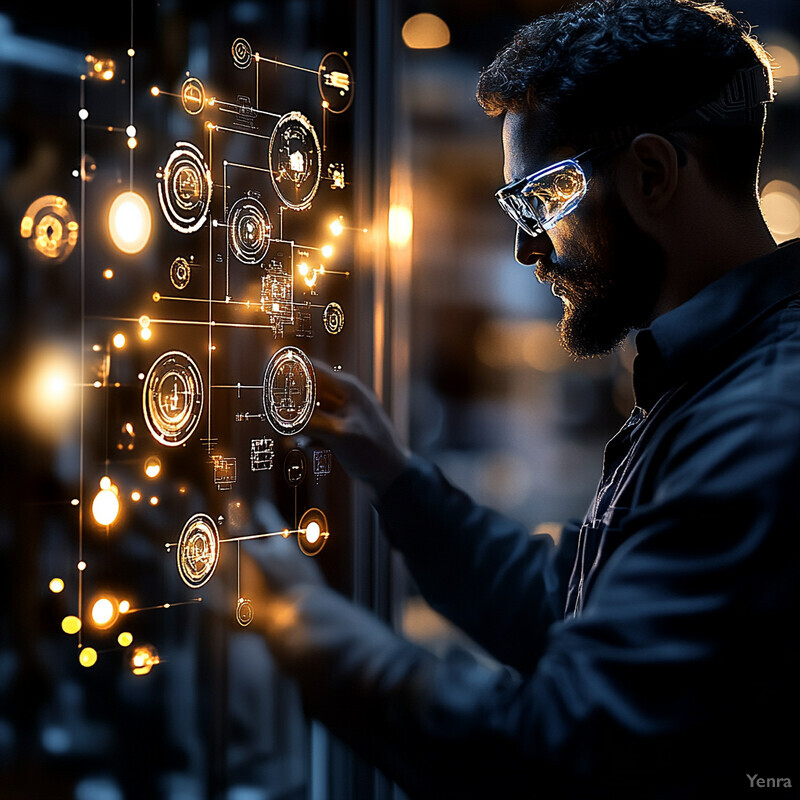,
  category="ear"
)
[616,133,681,218]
